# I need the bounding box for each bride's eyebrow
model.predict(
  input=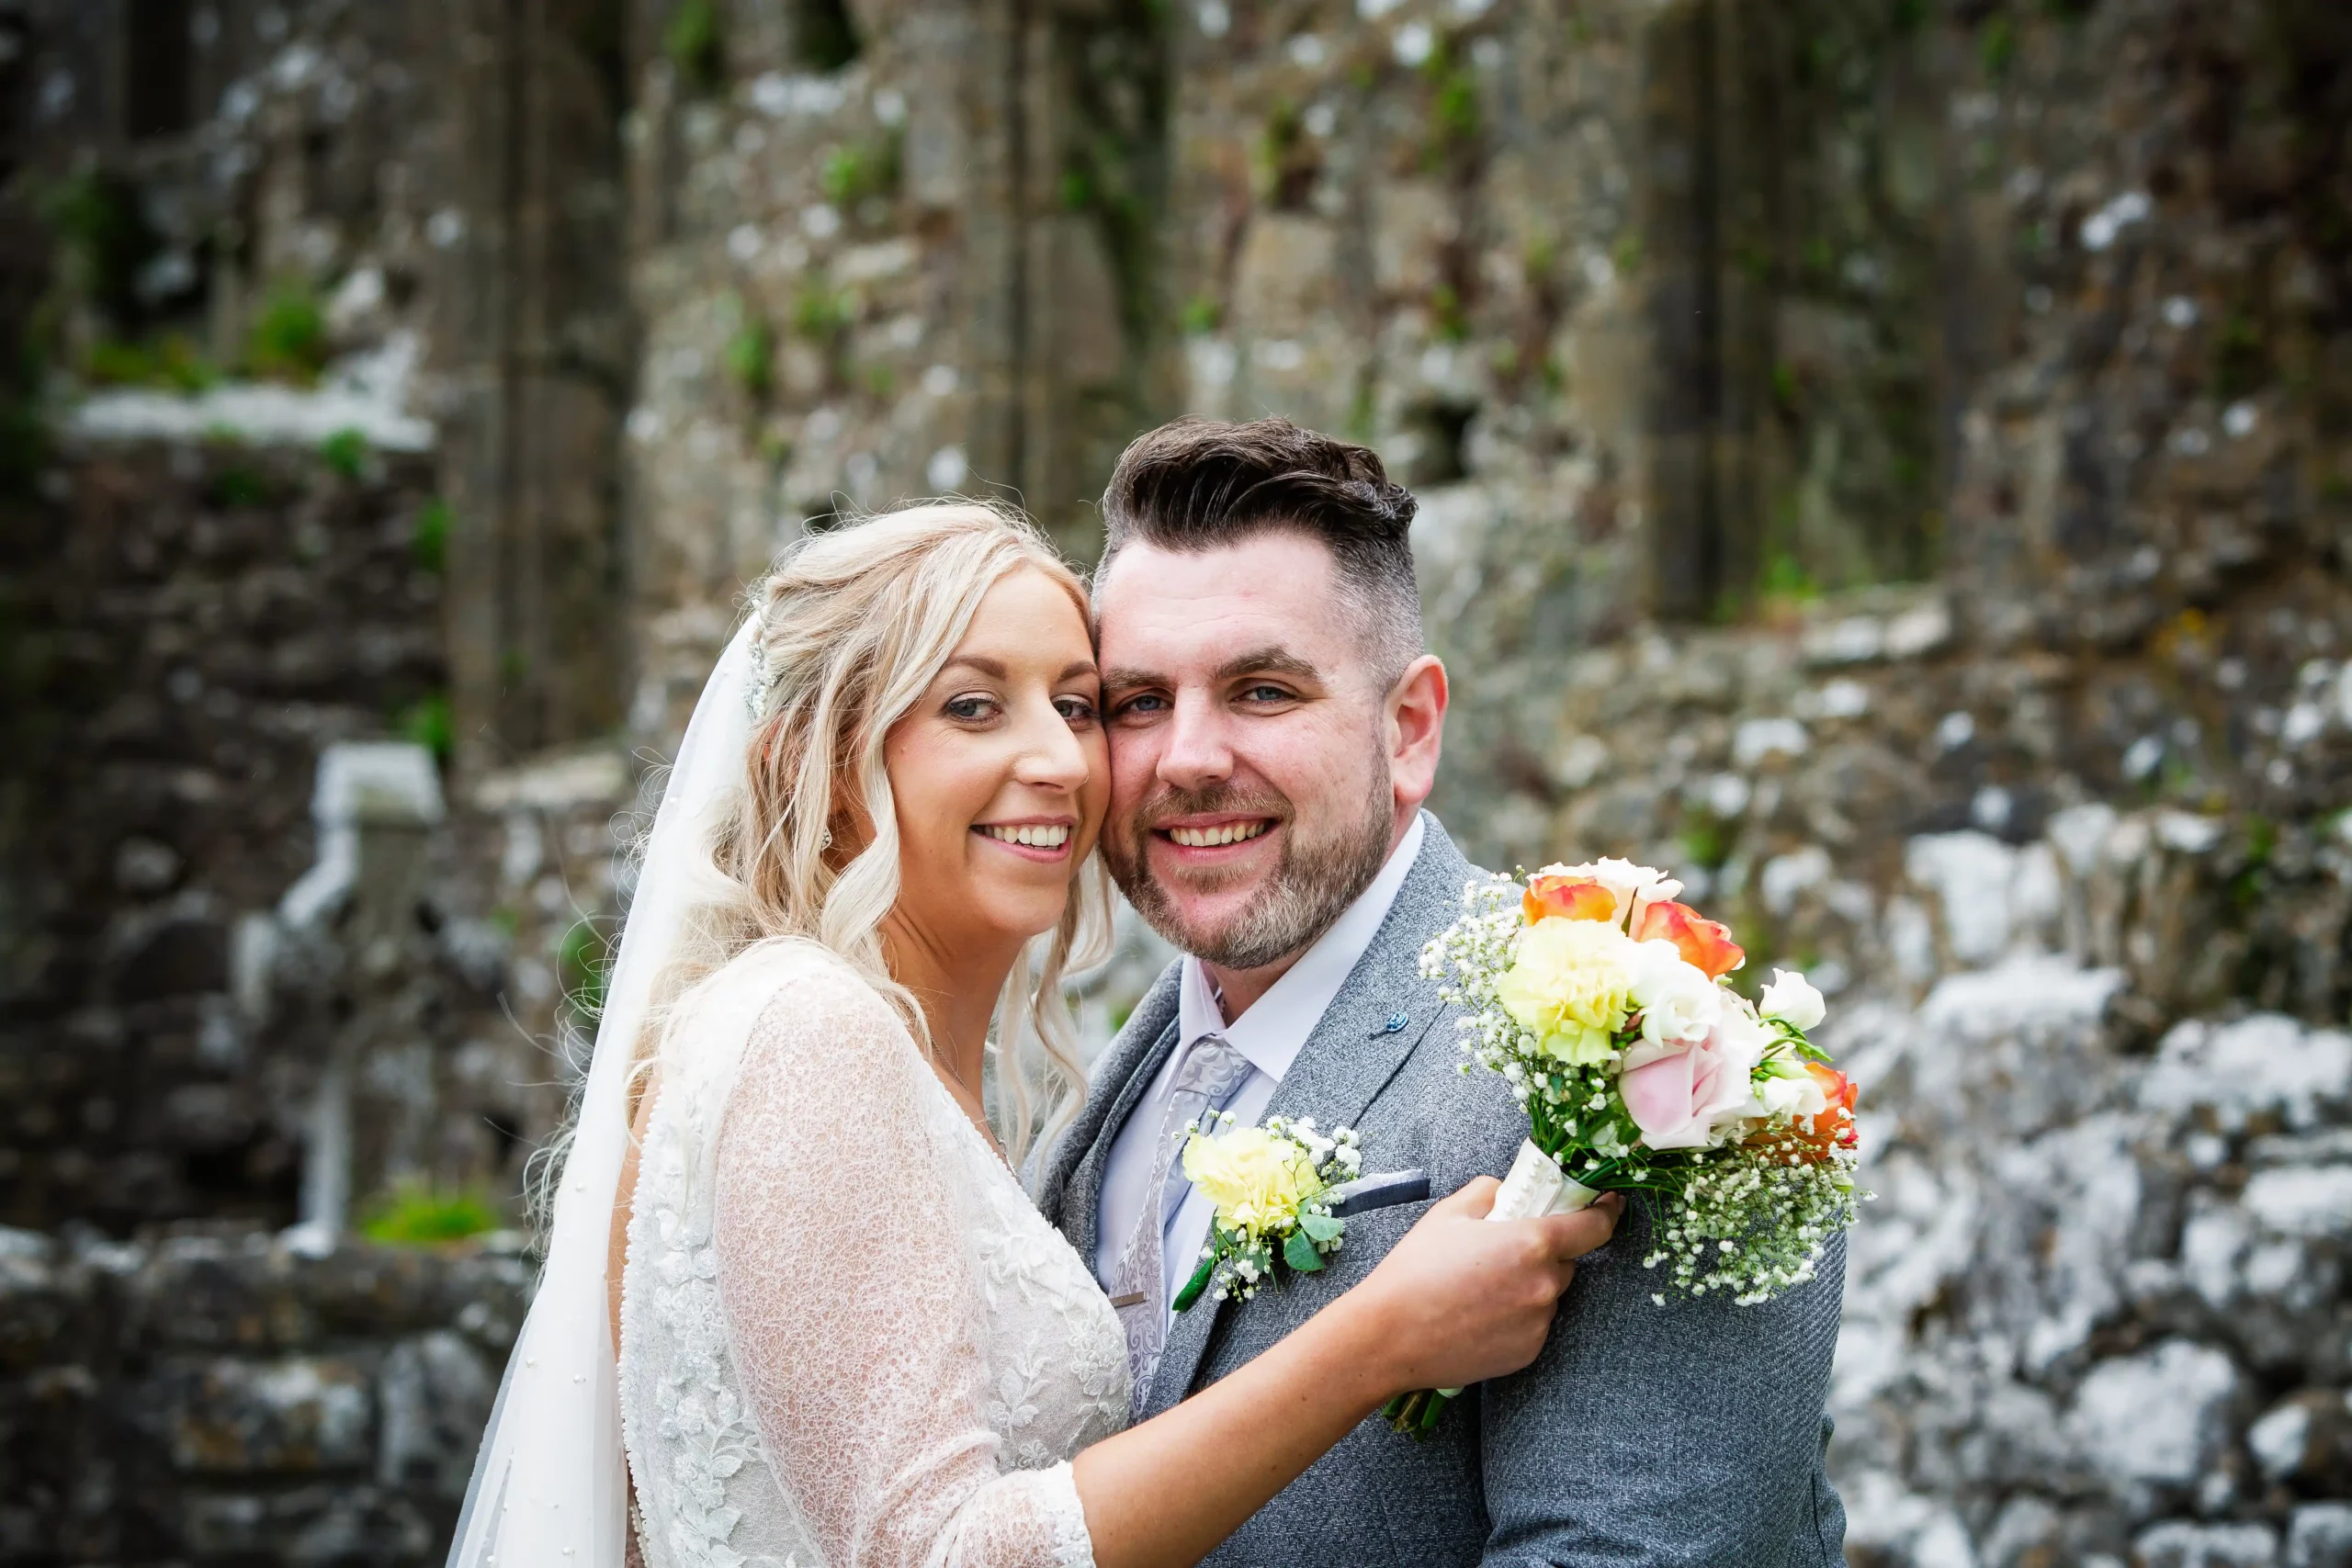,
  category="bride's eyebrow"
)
[1055,659,1098,682]
[943,655,1008,679]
